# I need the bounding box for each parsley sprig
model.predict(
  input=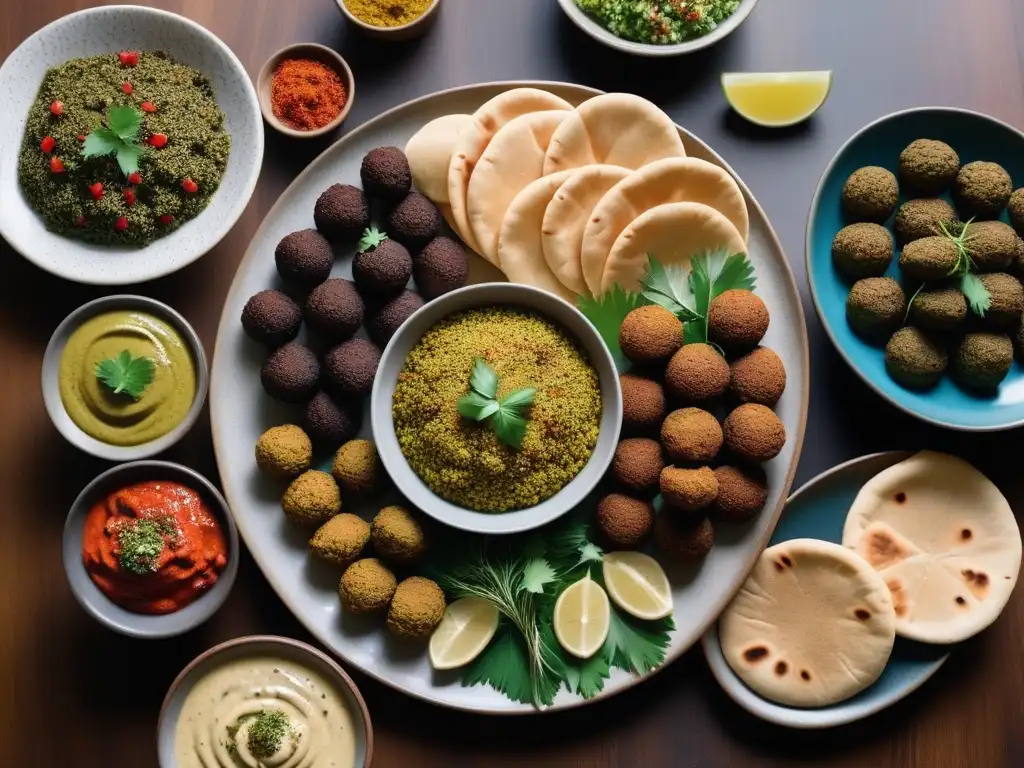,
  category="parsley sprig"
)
[82,105,145,177]
[457,358,536,450]
[94,349,155,399]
